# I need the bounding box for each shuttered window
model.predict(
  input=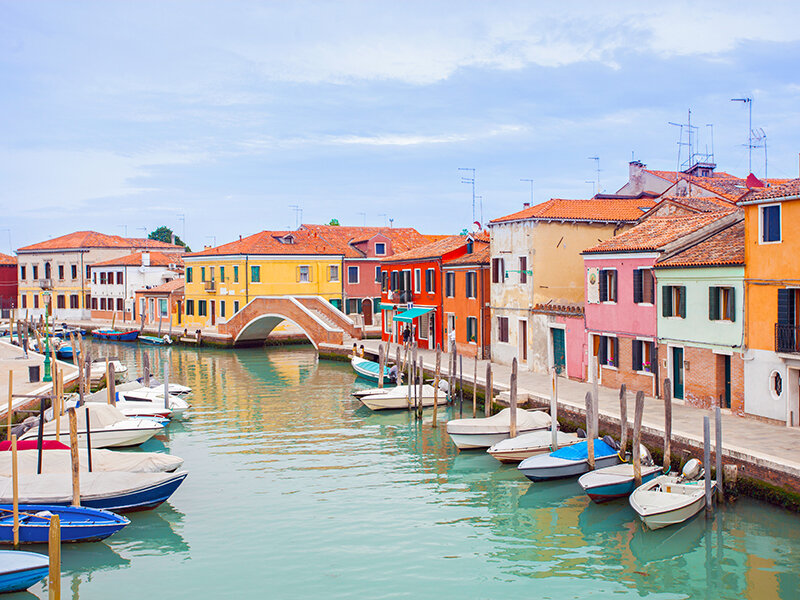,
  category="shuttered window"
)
[777,288,796,326]
[391,271,398,290]
[466,271,477,298]
[497,316,509,343]
[251,266,260,282]
[414,269,421,293]
[634,269,655,304]
[467,317,478,342]
[632,340,654,372]
[519,257,527,284]
[761,204,781,243]
[492,258,505,284]
[599,269,617,302]
[662,285,686,318]
[186,299,194,315]
[445,272,456,298]
[186,267,193,283]
[709,287,735,322]
[426,269,435,293]
[597,335,619,367]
